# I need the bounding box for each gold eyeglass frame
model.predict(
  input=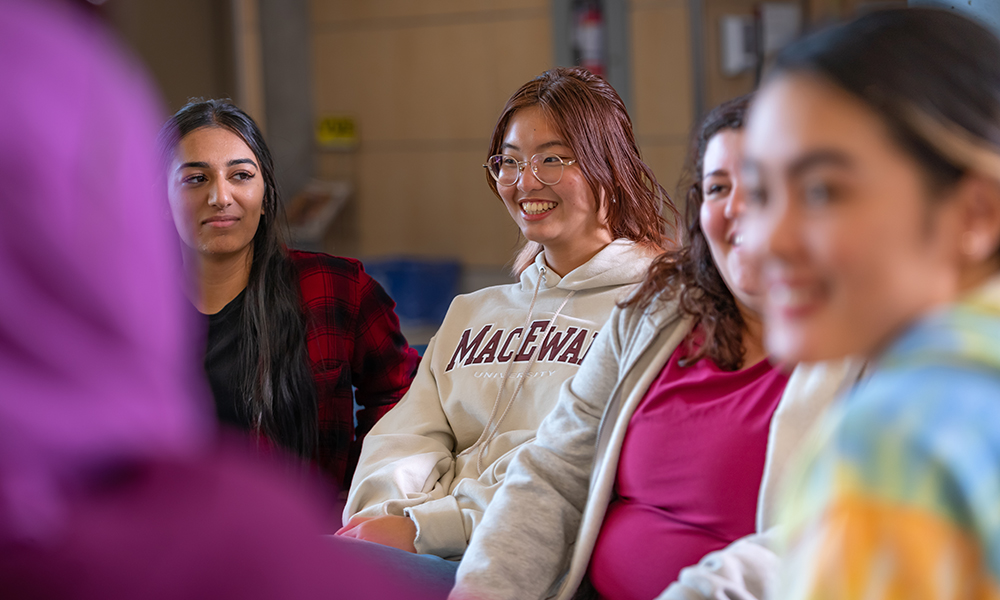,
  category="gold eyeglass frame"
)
[483,153,578,186]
